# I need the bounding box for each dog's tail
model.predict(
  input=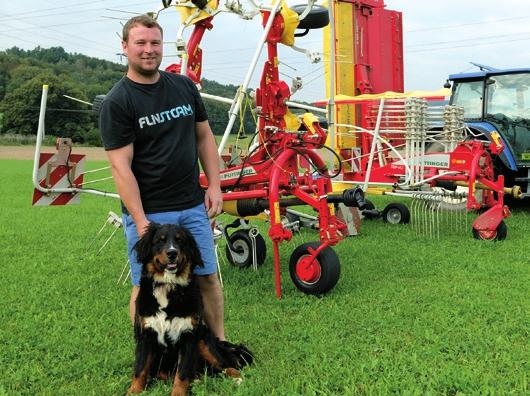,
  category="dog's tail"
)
[215,340,254,369]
